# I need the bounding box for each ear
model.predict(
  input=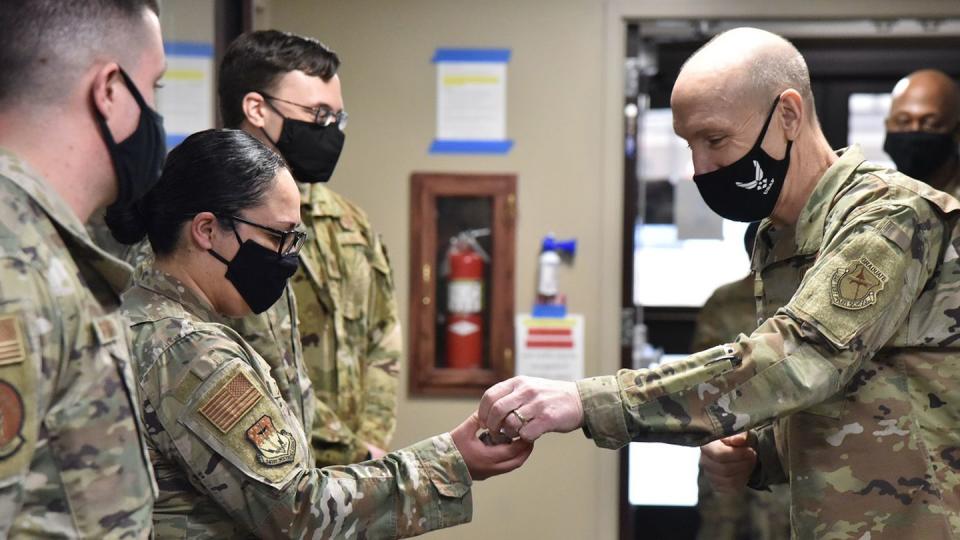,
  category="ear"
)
[242,91,269,128]
[190,212,219,250]
[778,88,804,141]
[90,63,124,121]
